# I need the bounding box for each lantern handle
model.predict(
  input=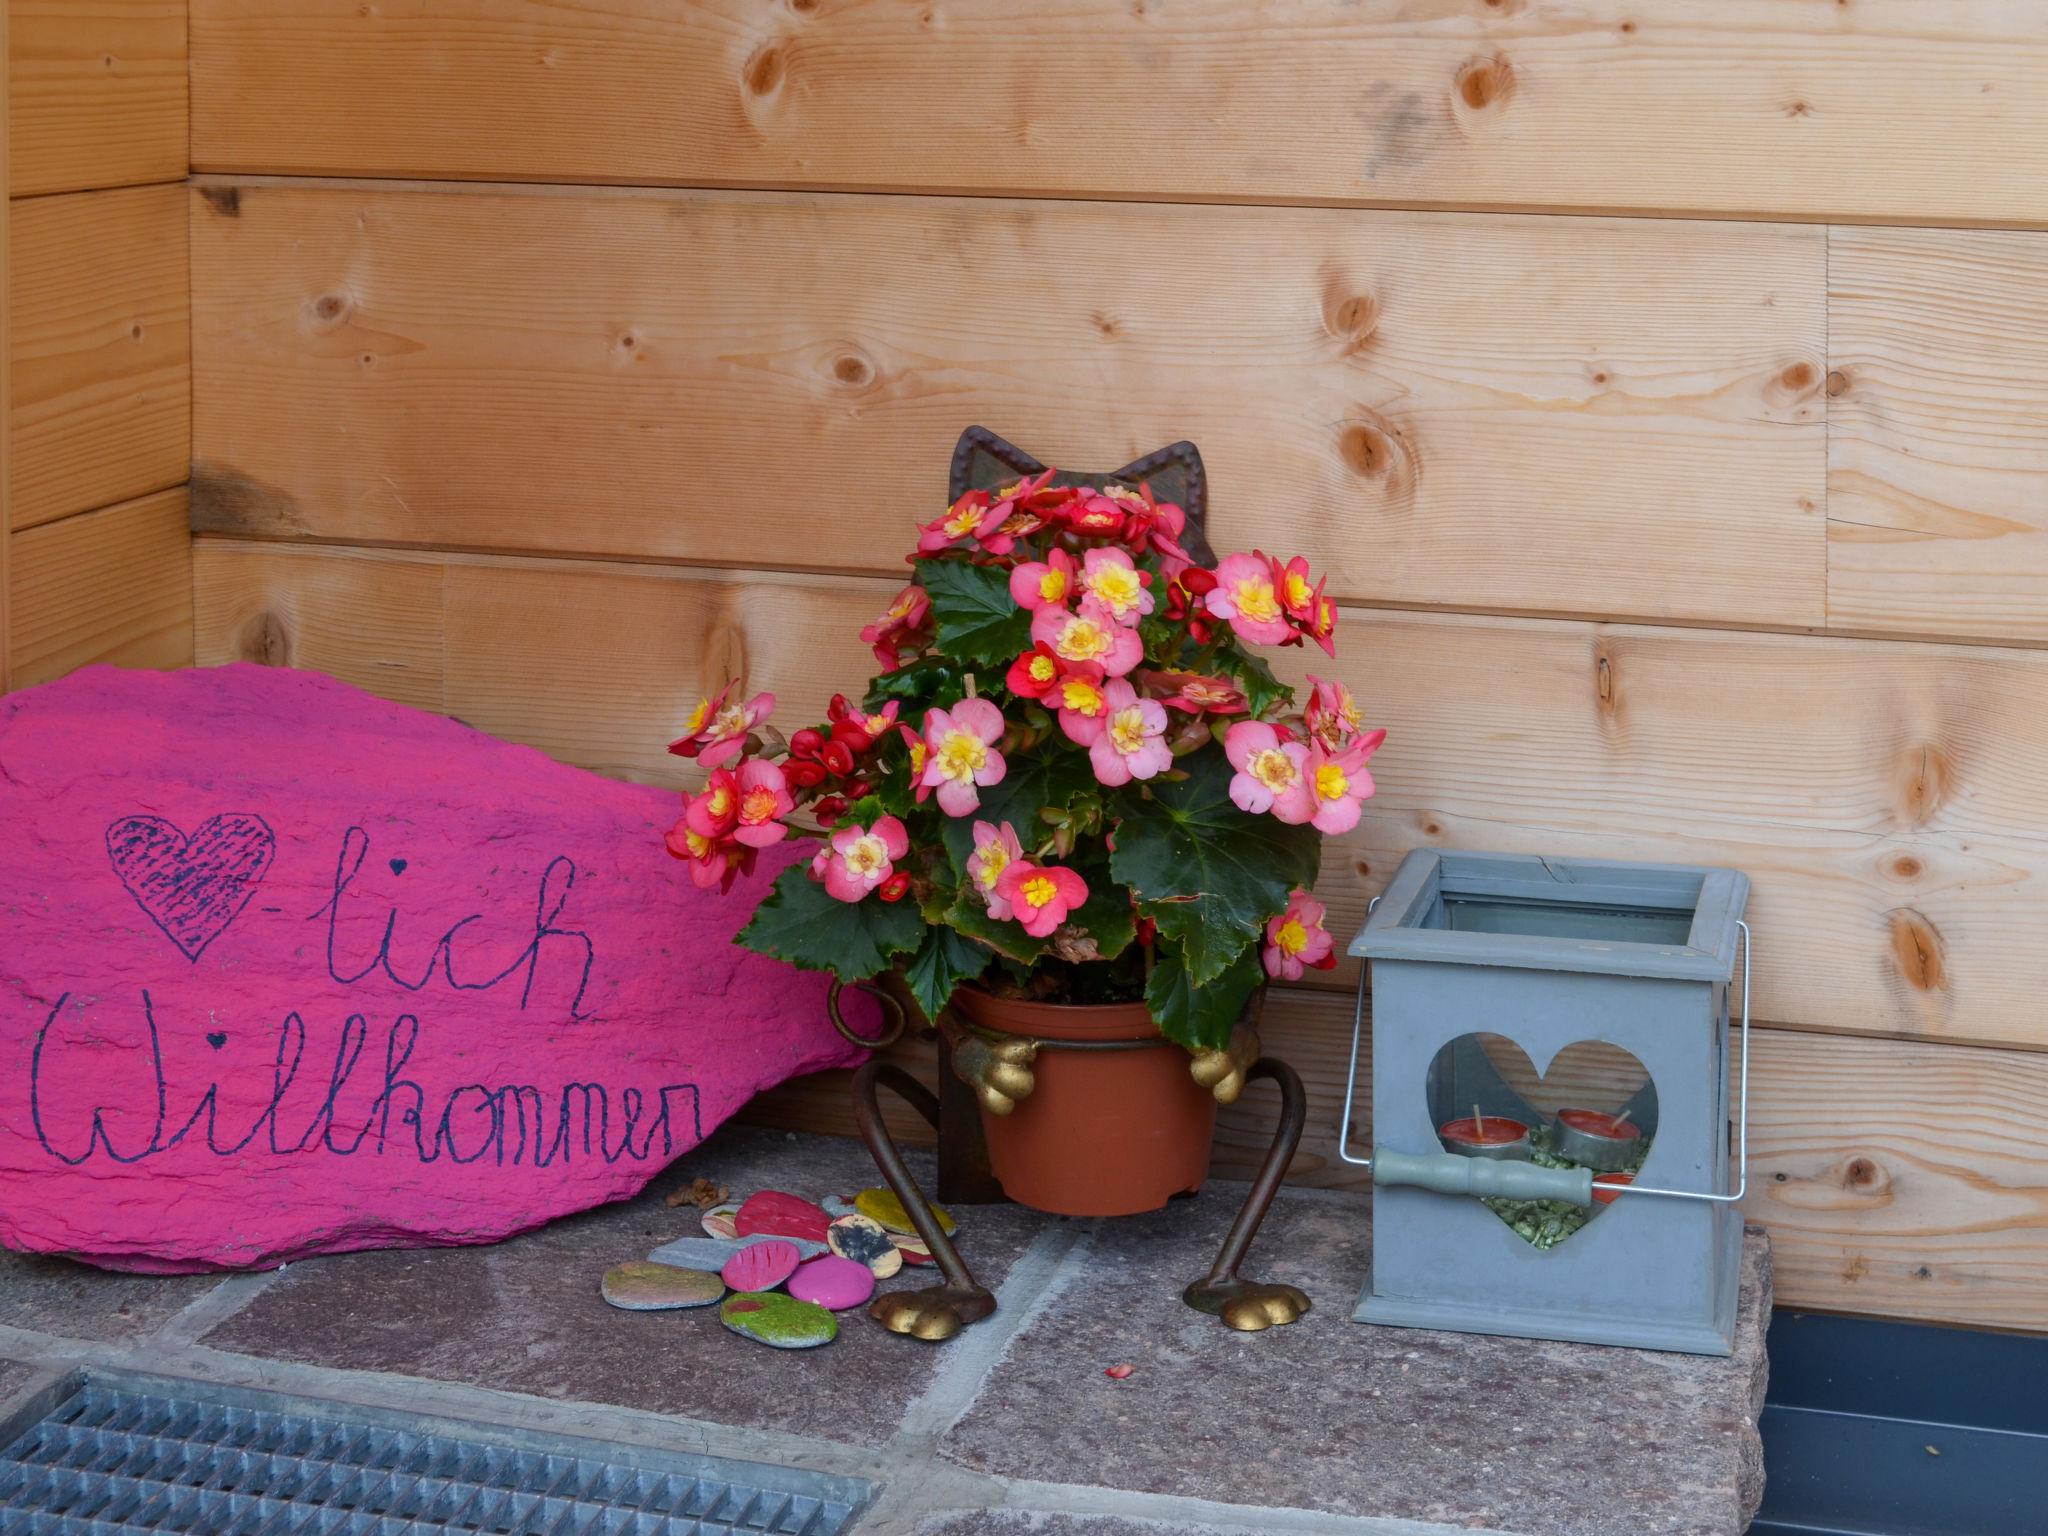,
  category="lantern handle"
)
[1335,897,1378,1169]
